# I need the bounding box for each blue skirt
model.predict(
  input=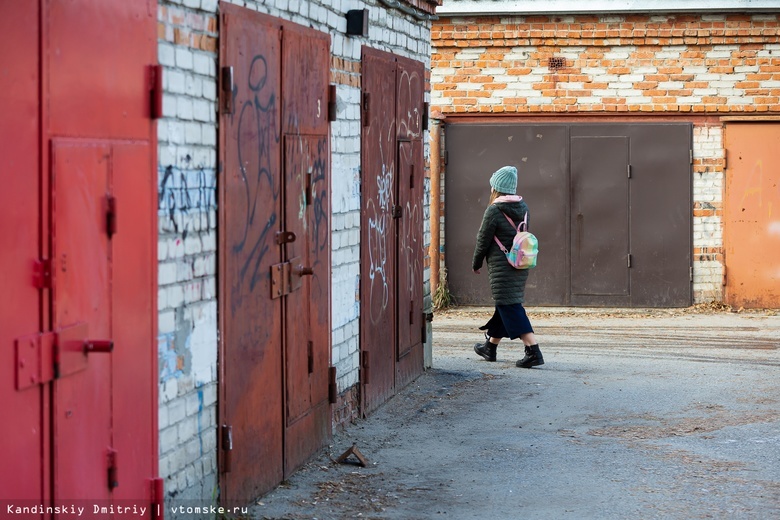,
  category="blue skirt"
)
[479,304,534,340]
